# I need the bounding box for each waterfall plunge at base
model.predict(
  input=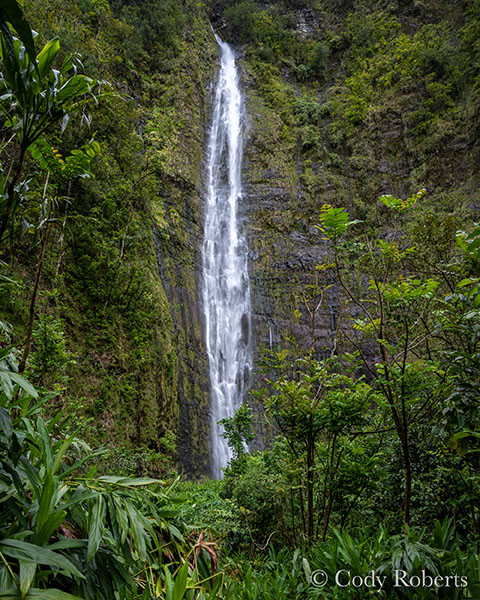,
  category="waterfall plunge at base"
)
[202,36,252,479]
